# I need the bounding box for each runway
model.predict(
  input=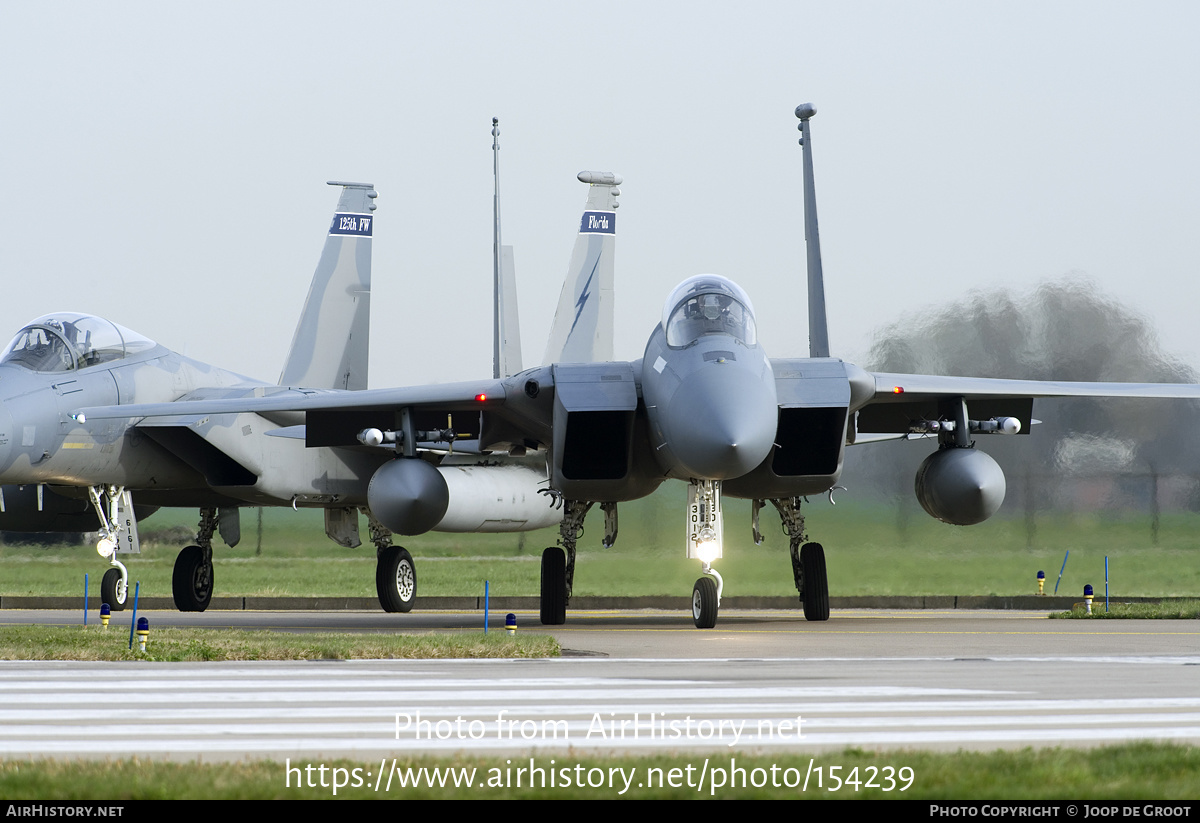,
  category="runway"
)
[2,609,1198,760]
